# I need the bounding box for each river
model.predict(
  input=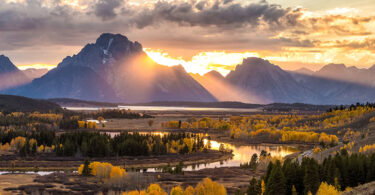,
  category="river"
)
[0,131,298,175]
[103,131,298,172]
